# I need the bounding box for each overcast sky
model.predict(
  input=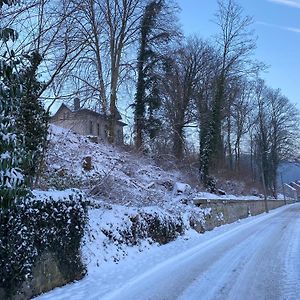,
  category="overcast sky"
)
[178,0,300,109]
